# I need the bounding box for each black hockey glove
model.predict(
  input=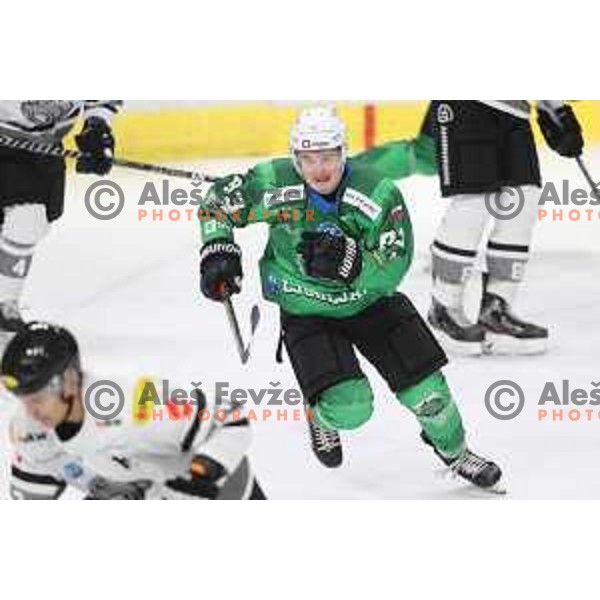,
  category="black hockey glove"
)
[538,104,584,158]
[199,240,243,301]
[164,456,226,500]
[298,231,362,284]
[85,477,153,500]
[75,116,115,175]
